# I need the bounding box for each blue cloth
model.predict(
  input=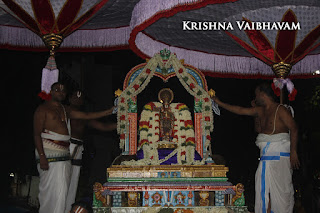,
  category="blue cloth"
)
[137,148,202,165]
